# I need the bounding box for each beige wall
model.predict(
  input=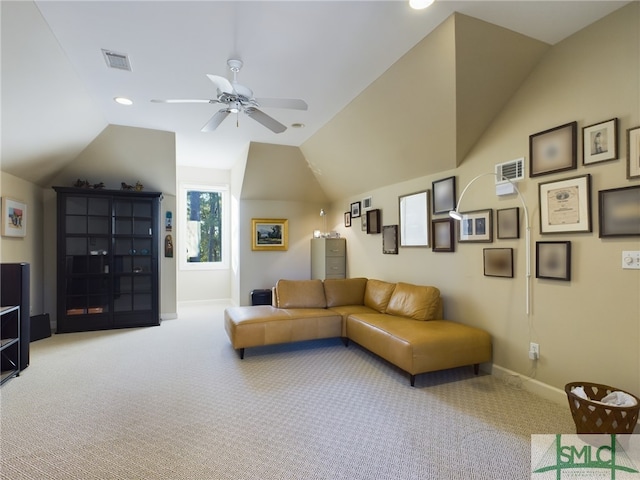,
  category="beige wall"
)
[0,172,45,316]
[43,124,178,327]
[326,3,640,396]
